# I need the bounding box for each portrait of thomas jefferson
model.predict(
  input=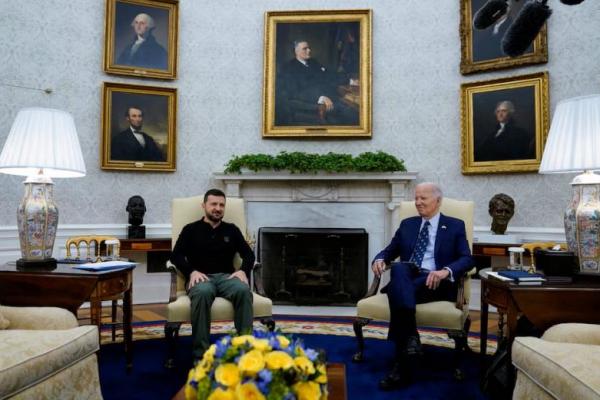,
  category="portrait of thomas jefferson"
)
[472,87,536,163]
